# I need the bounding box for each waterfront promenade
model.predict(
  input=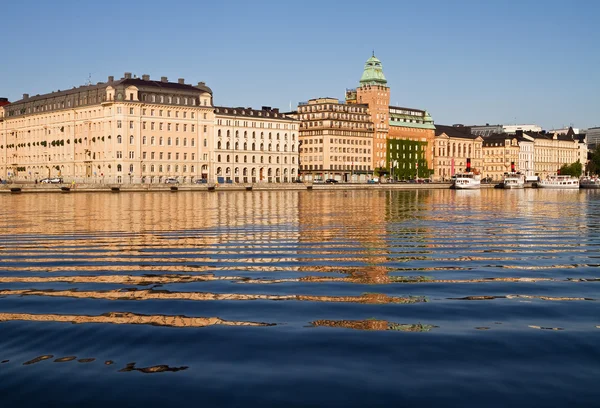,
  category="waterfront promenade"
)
[0,182,462,193]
